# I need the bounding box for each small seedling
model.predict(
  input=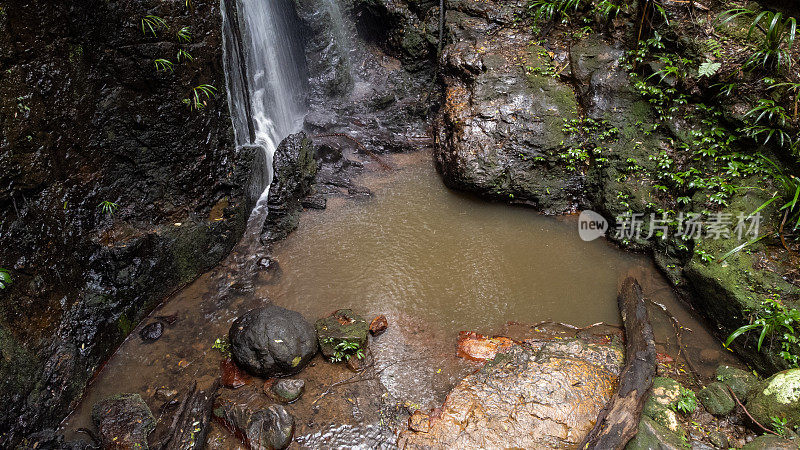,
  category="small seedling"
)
[141,15,167,37]
[0,268,12,290]
[98,200,119,215]
[154,58,174,72]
